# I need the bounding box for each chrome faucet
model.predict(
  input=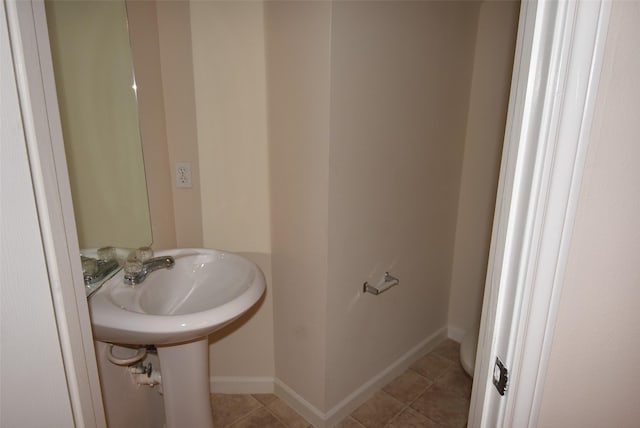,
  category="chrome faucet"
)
[82,256,119,285]
[124,255,175,285]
